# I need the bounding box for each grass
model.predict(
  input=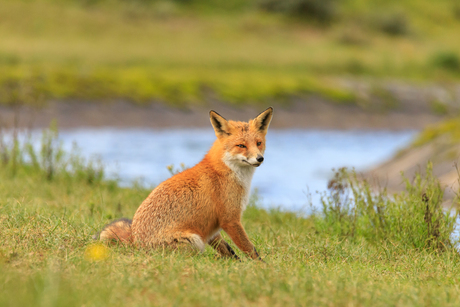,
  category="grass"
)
[1,0,460,106]
[2,126,460,306]
[412,115,460,147]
